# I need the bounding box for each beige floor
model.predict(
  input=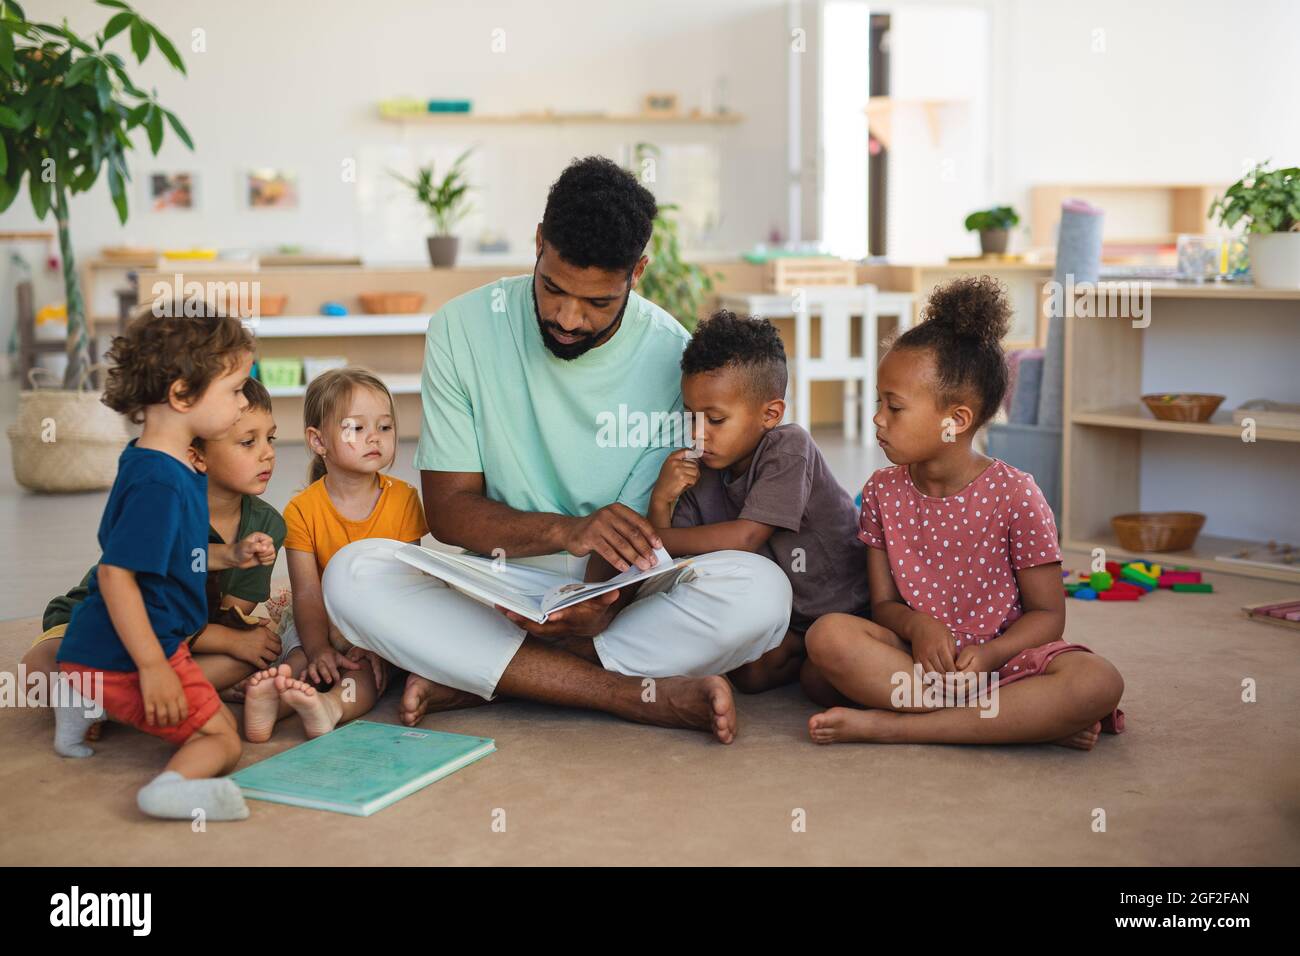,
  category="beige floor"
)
[3,381,1298,864]
[2,550,1298,866]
